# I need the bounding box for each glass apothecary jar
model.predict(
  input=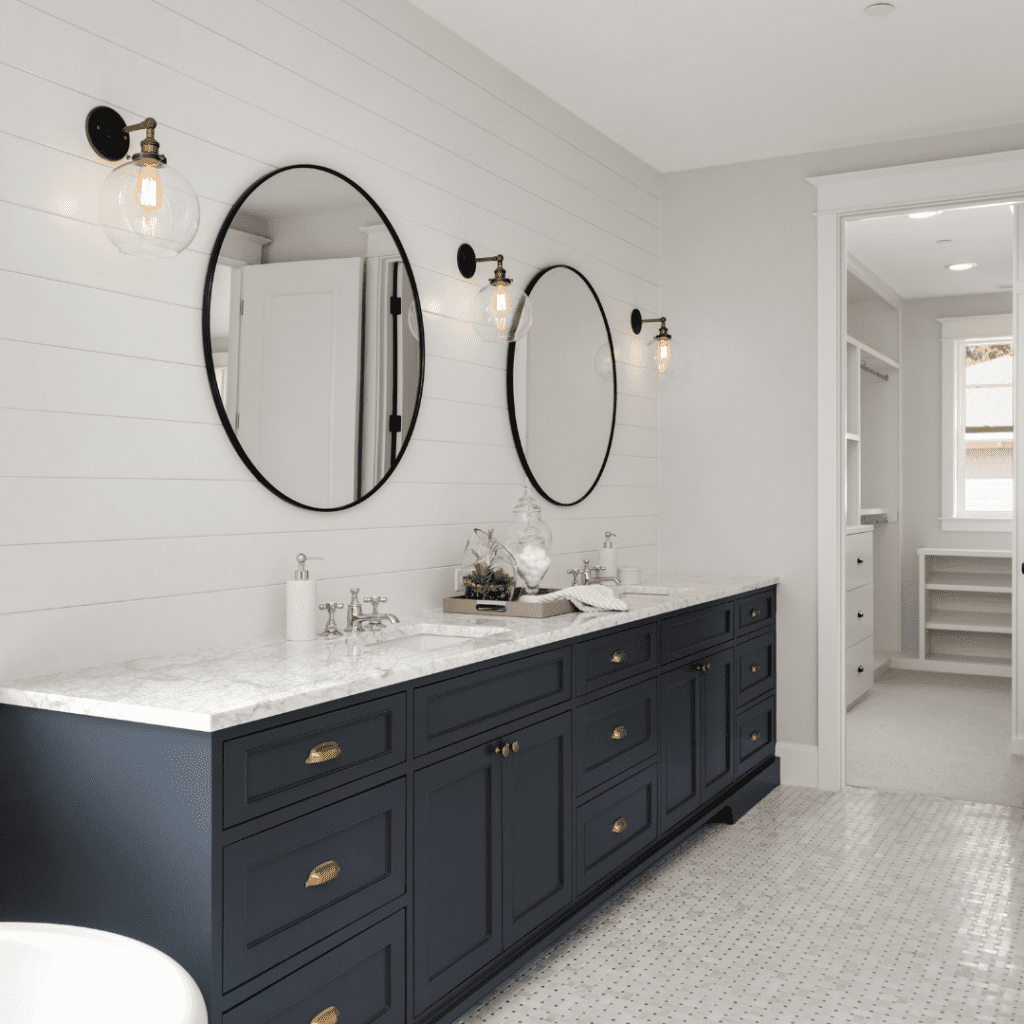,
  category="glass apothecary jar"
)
[500,485,553,595]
